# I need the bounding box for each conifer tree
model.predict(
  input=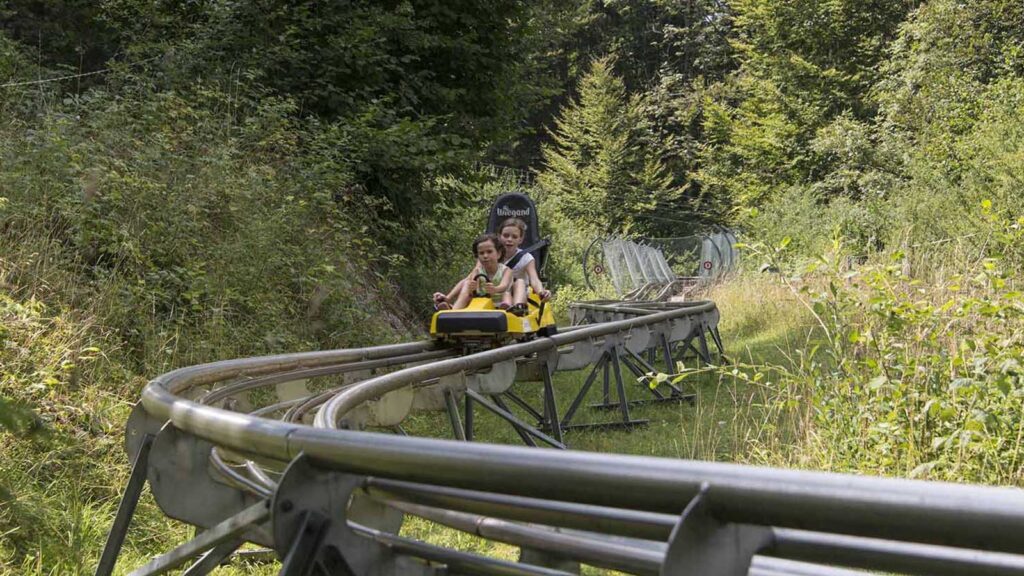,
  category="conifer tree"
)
[538,57,680,237]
